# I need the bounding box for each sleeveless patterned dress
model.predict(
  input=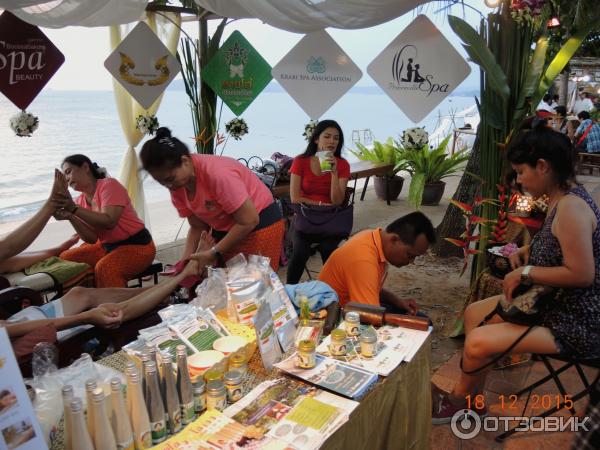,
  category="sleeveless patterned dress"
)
[529,185,600,358]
